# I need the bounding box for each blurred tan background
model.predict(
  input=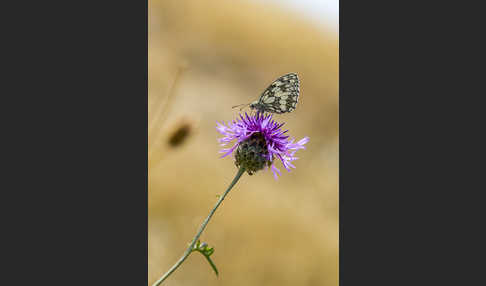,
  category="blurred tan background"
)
[149,0,338,285]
